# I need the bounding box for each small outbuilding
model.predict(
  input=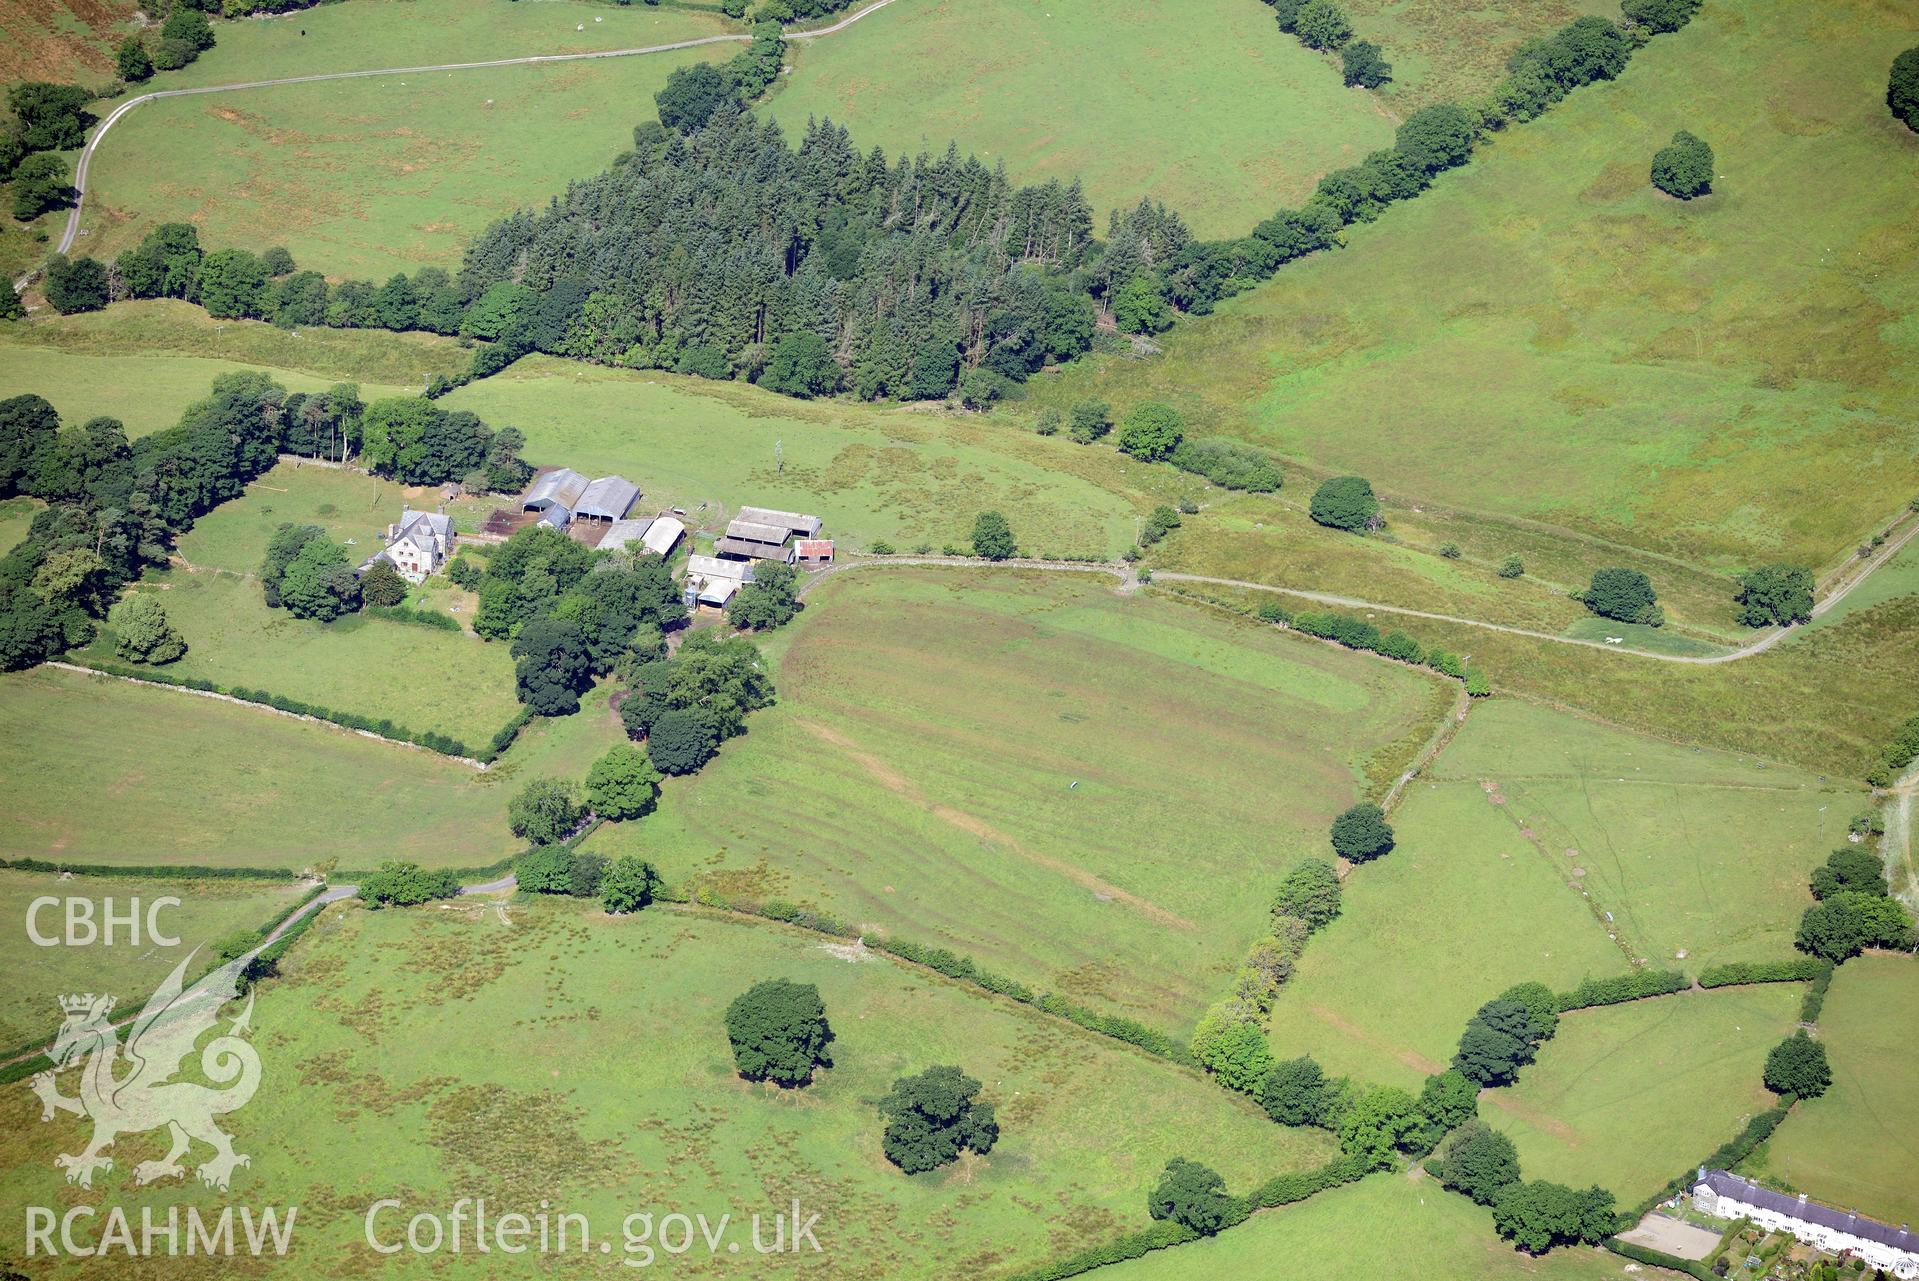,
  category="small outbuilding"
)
[522,467,588,514]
